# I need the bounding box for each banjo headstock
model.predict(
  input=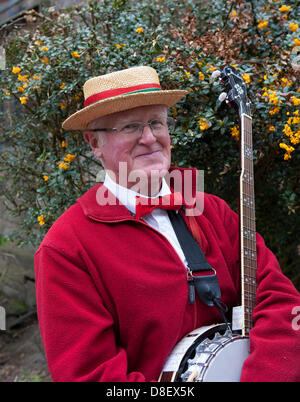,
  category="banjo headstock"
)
[216,65,252,119]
